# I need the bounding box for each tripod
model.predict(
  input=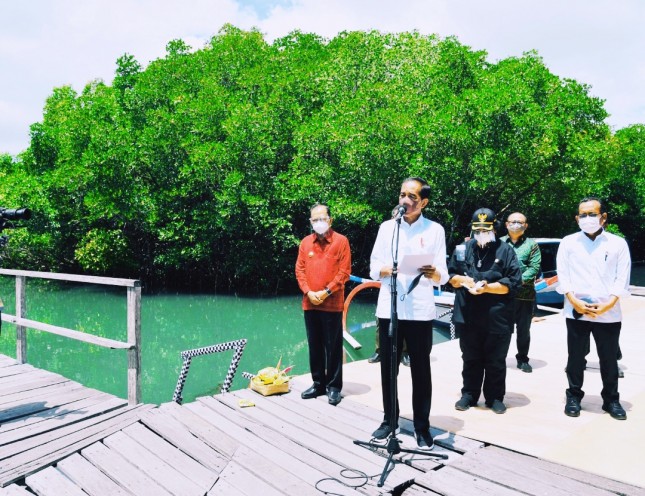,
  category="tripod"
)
[353,212,447,487]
